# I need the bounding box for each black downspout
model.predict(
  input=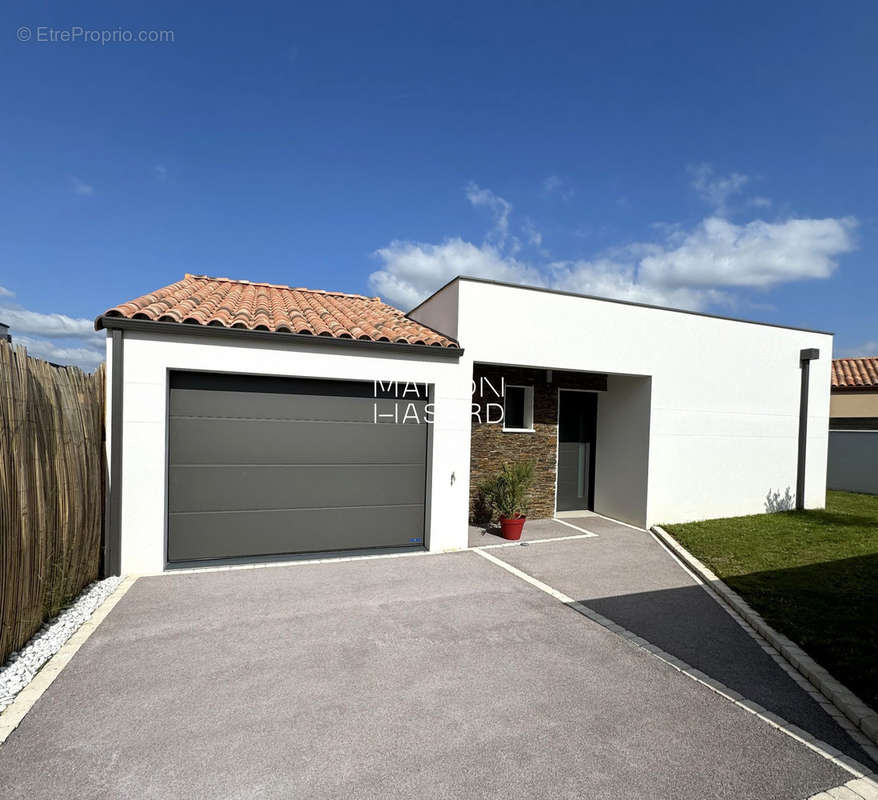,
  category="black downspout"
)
[796,348,820,511]
[103,328,124,576]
